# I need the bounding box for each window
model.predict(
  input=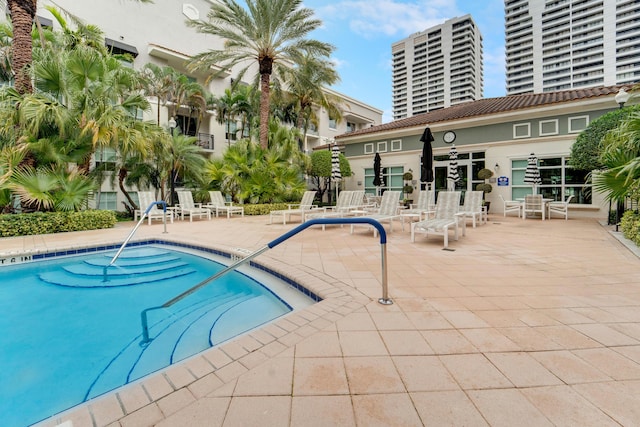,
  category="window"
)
[364,143,374,154]
[391,139,402,151]
[98,192,117,210]
[377,141,388,153]
[511,156,591,204]
[225,121,238,141]
[364,166,405,194]
[94,148,117,171]
[513,122,531,138]
[328,117,337,129]
[539,119,558,136]
[568,115,589,133]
